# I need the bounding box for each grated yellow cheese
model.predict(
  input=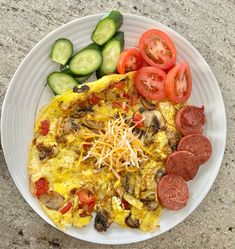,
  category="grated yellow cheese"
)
[82,115,149,178]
